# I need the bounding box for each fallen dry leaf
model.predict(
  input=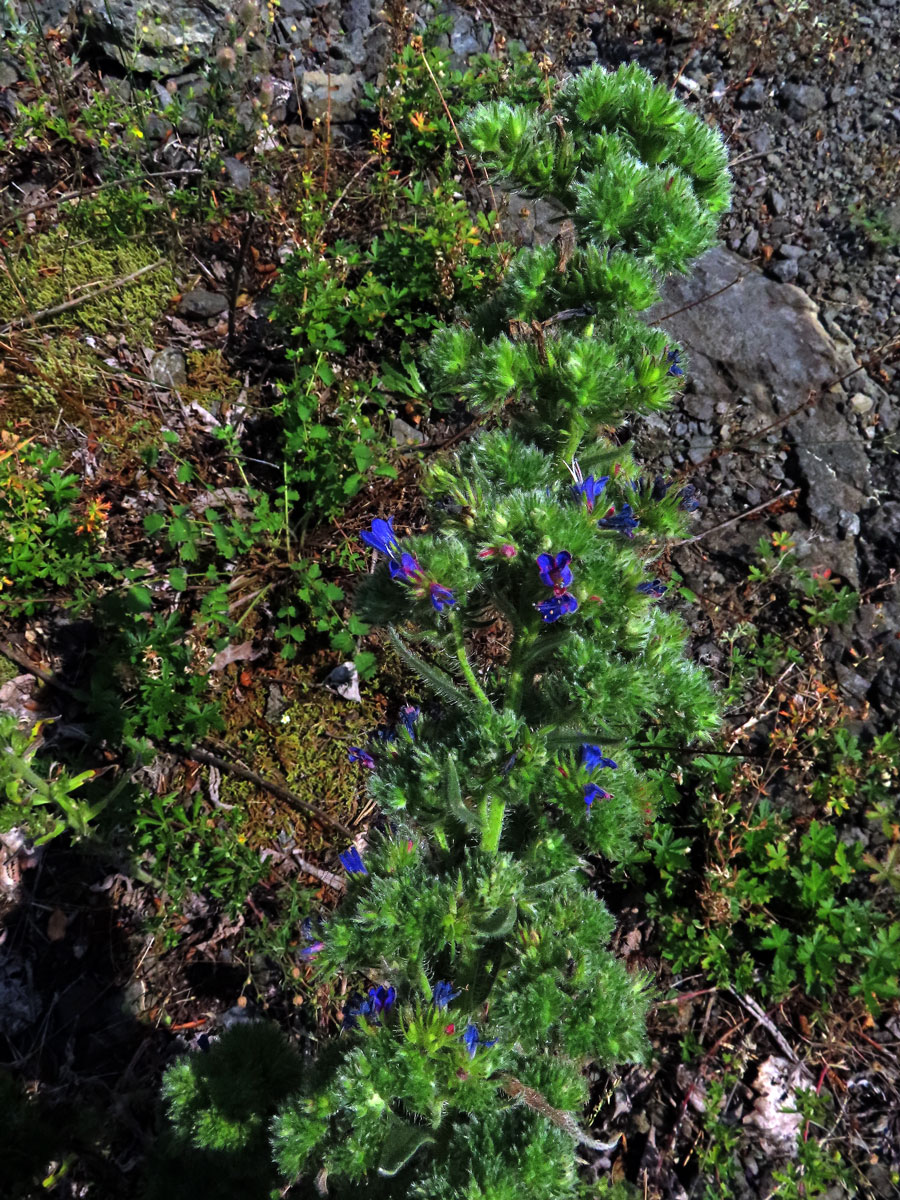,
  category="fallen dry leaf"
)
[47,907,68,941]
[210,641,257,672]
